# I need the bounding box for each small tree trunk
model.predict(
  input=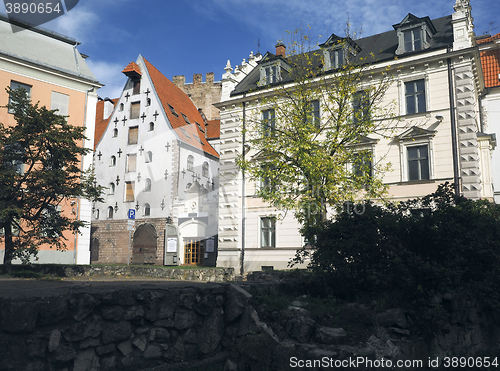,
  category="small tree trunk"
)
[3,223,14,273]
